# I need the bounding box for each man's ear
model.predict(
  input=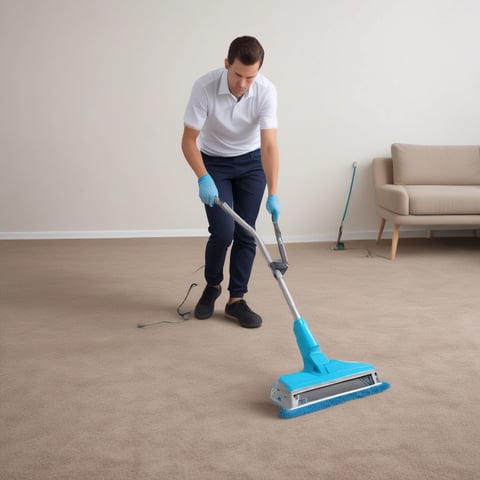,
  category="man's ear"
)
[224,58,229,69]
